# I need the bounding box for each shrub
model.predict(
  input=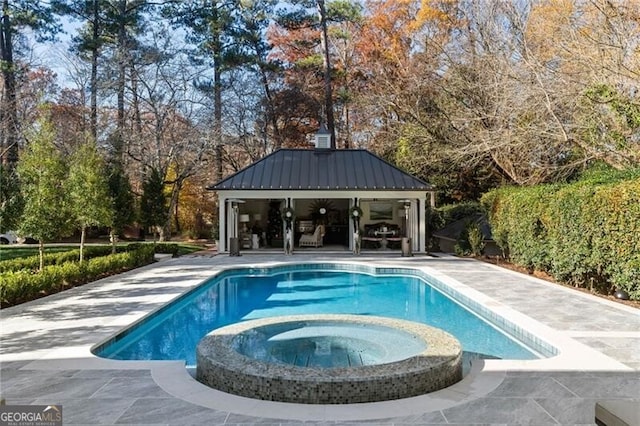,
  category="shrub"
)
[0,244,156,307]
[467,222,485,257]
[0,245,119,273]
[154,243,180,257]
[482,169,640,300]
[452,219,486,257]
[428,201,484,251]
